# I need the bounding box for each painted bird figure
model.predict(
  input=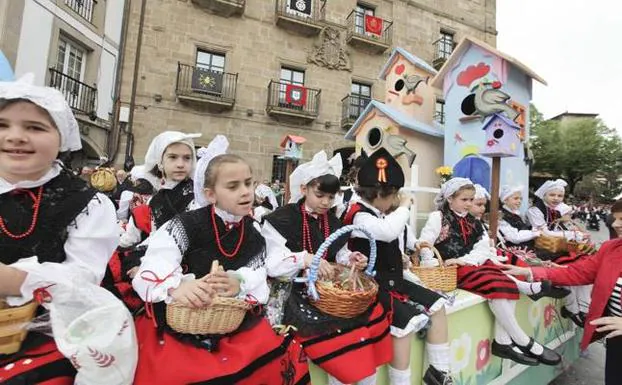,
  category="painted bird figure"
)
[461,81,519,121]
[386,134,416,167]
